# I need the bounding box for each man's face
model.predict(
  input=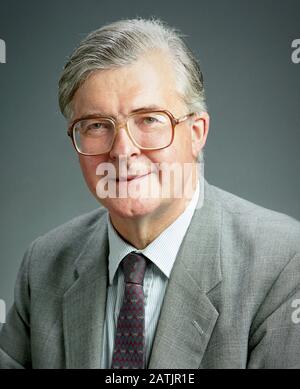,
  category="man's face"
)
[71,51,209,220]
